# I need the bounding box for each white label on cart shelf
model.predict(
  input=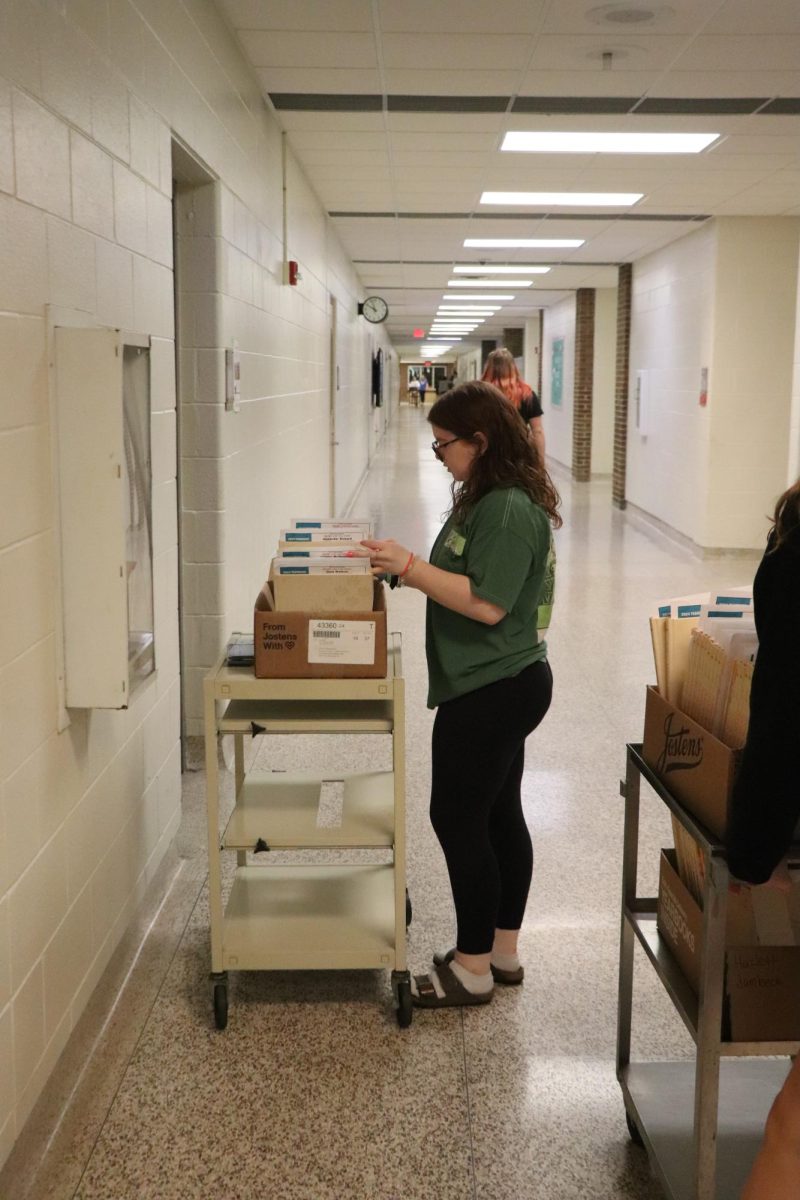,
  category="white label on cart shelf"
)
[307,620,376,664]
